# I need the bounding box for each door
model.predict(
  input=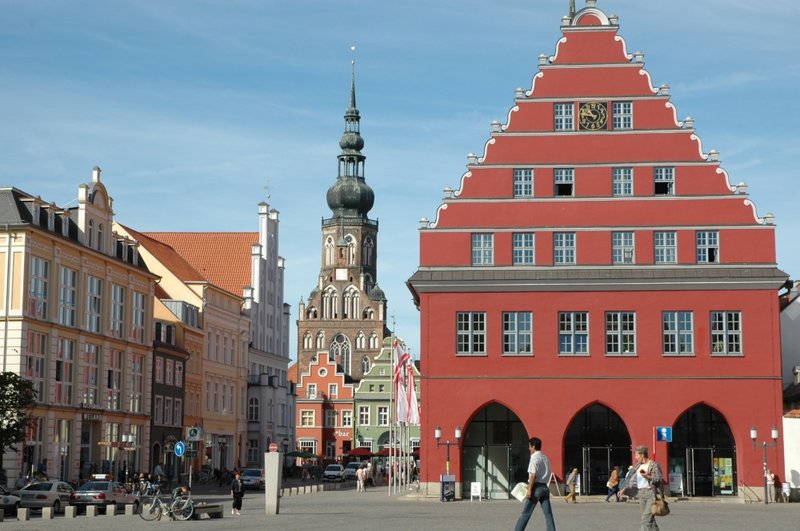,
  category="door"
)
[486,445,510,499]
[580,446,631,495]
[686,448,713,496]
